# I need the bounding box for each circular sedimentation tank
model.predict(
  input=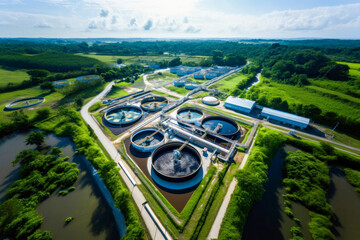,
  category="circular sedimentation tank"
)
[174,80,185,86]
[5,97,45,110]
[151,142,202,182]
[185,82,199,90]
[140,96,168,112]
[201,96,220,106]
[104,105,143,125]
[201,116,239,137]
[131,128,165,152]
[176,107,204,124]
